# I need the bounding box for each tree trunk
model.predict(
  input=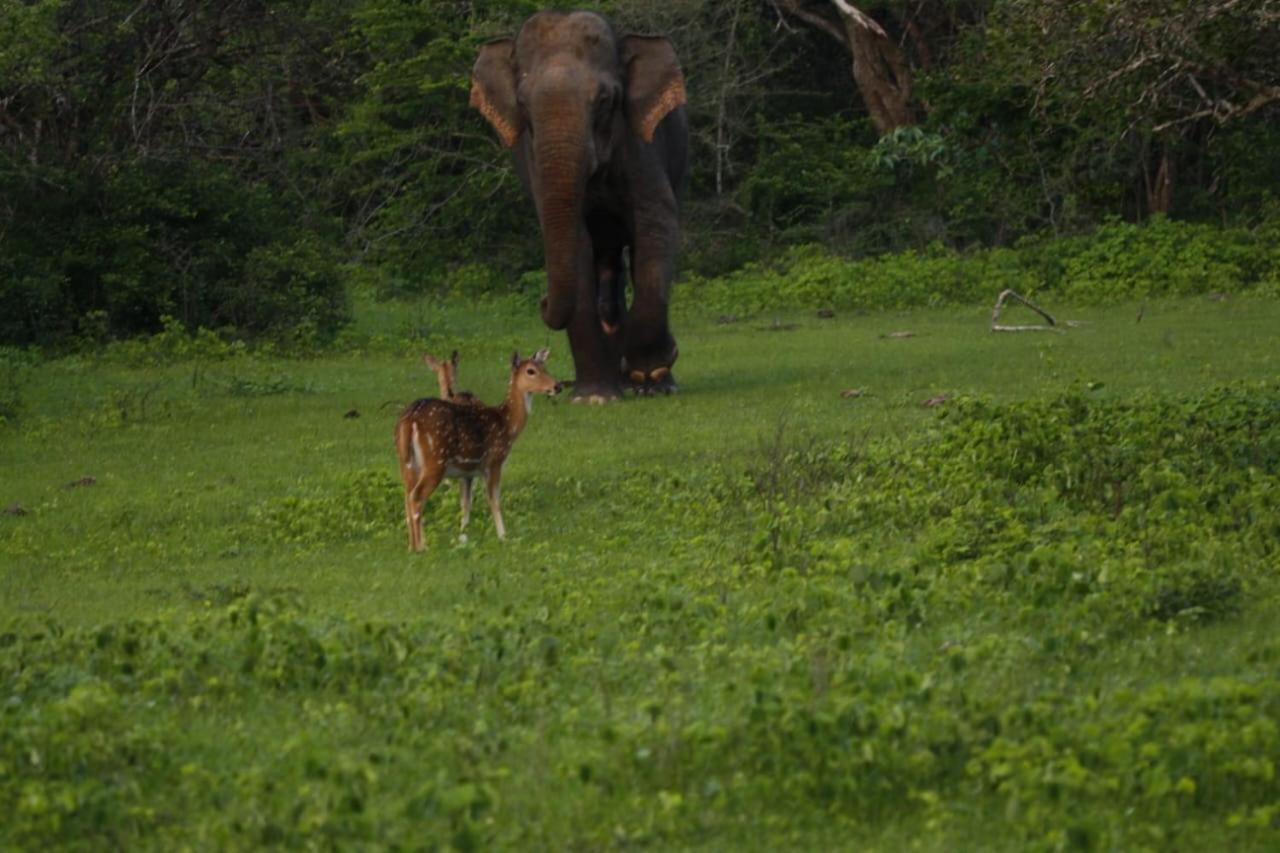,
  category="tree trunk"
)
[843,13,914,134]
[1145,149,1174,216]
[772,0,916,136]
